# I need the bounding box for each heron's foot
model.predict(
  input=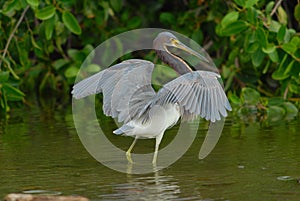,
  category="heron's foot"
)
[126,151,133,164]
